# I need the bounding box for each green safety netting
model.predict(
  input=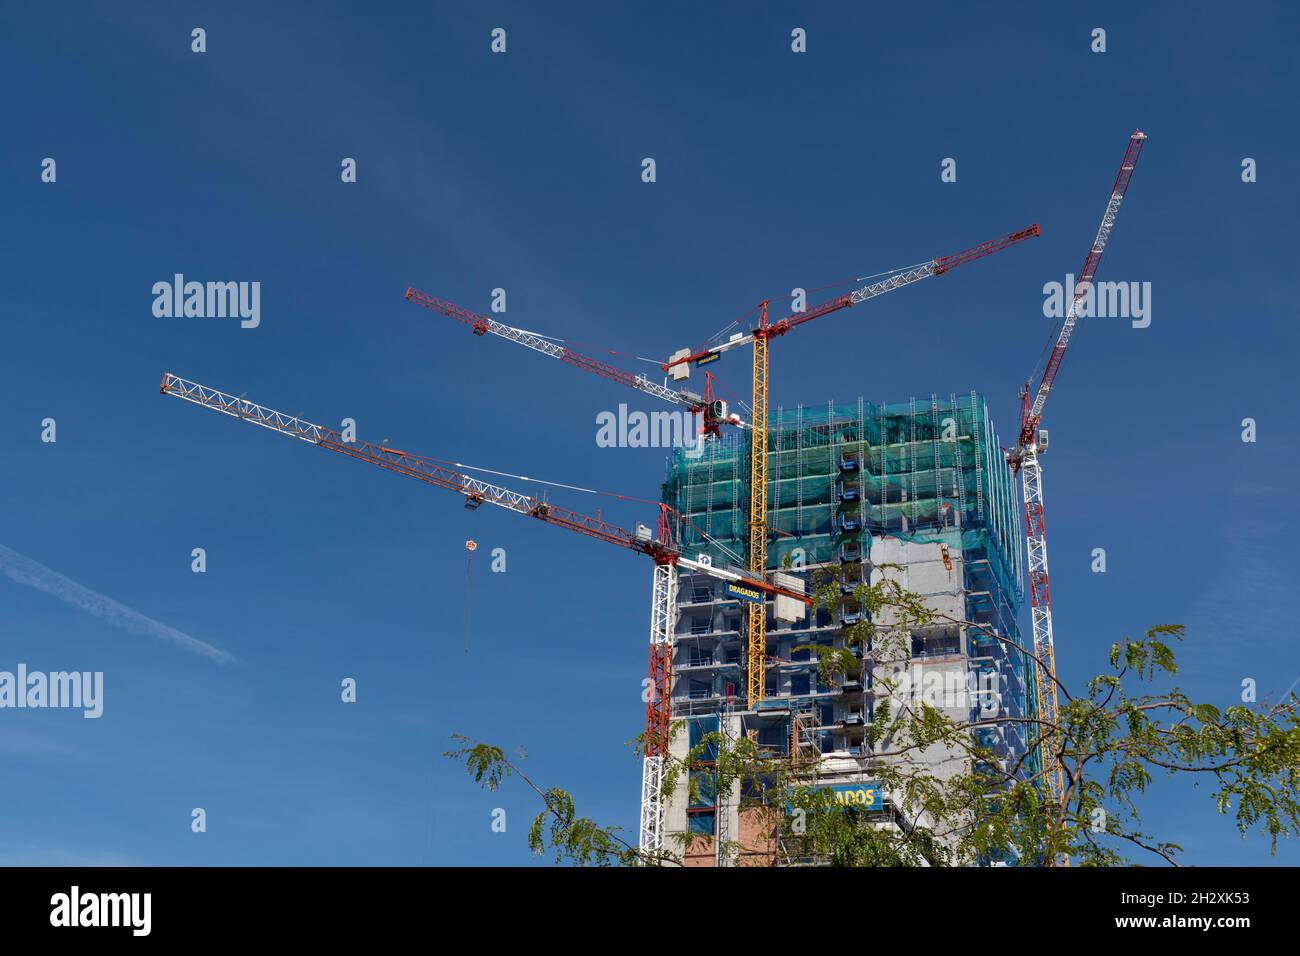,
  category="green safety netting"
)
[663,394,1023,594]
